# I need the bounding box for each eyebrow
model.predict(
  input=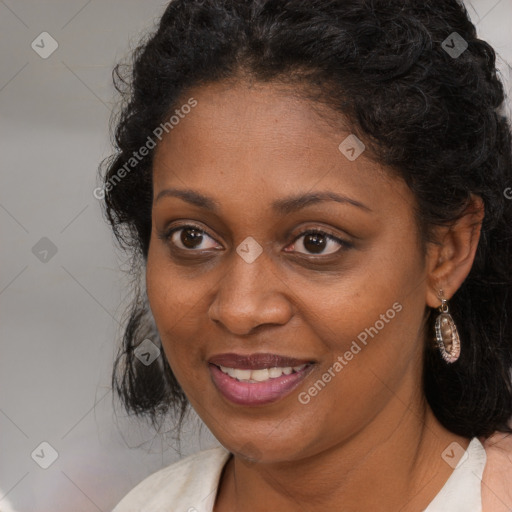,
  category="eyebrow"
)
[154,188,372,214]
